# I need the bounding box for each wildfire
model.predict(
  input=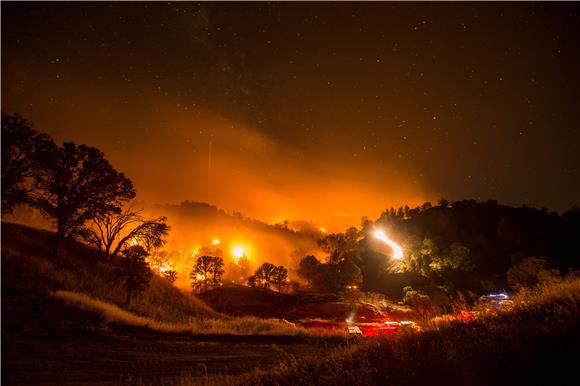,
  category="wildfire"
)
[320,227,327,233]
[231,245,247,264]
[212,238,221,245]
[127,237,139,247]
[373,229,403,259]
[158,262,172,273]
[233,246,245,258]
[145,255,175,275]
